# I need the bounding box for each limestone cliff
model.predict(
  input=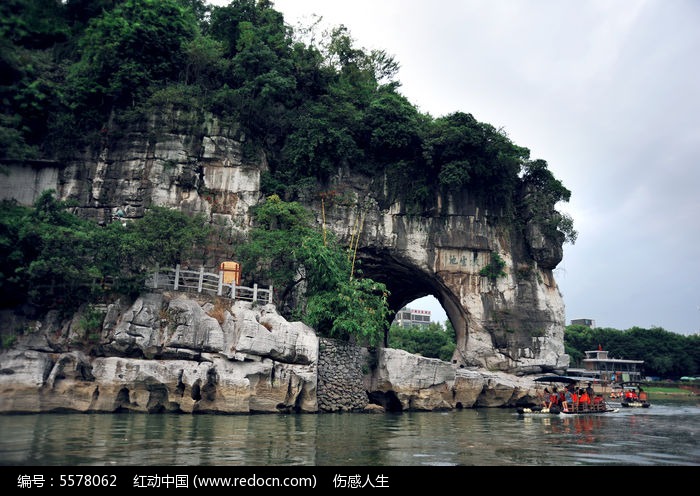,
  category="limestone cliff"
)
[0,293,540,414]
[0,110,569,378]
